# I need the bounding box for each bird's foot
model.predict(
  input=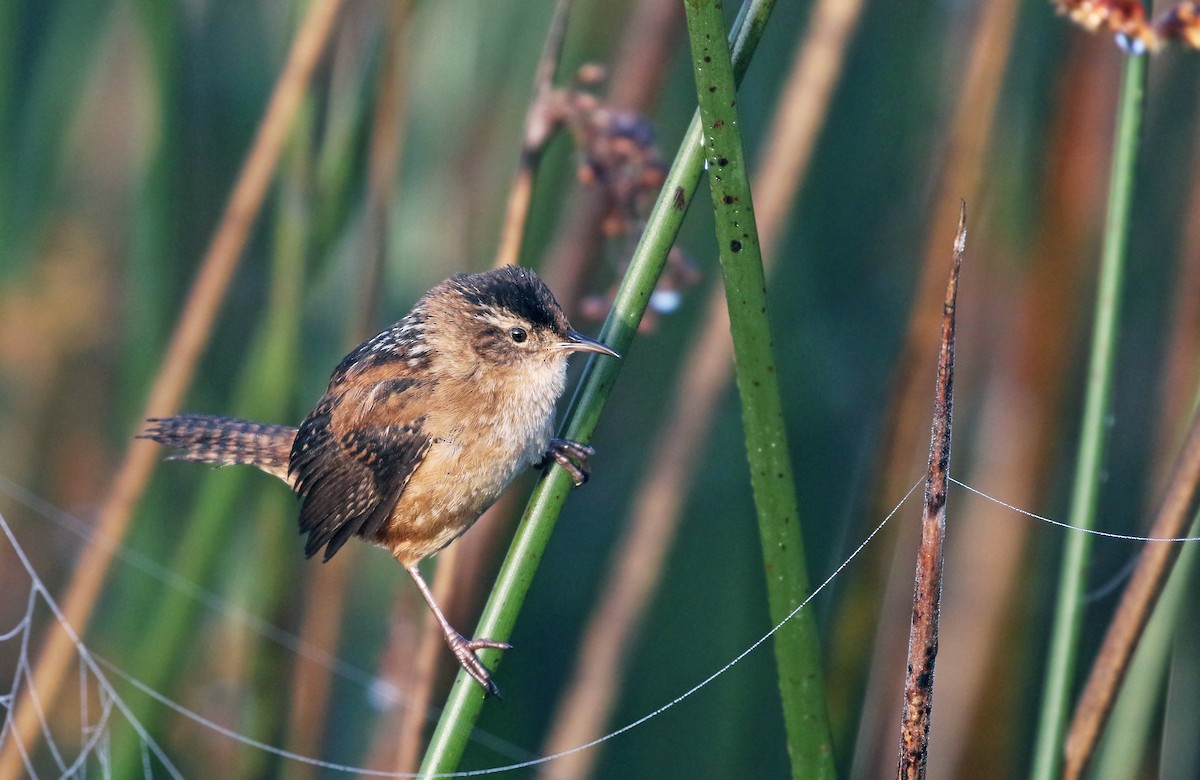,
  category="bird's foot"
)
[541,438,595,486]
[445,629,511,697]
